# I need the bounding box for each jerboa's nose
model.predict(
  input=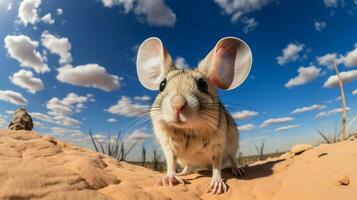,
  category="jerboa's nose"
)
[170,95,186,113]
